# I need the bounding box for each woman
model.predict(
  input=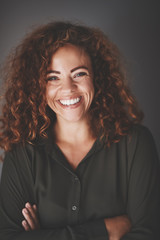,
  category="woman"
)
[0,21,159,240]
